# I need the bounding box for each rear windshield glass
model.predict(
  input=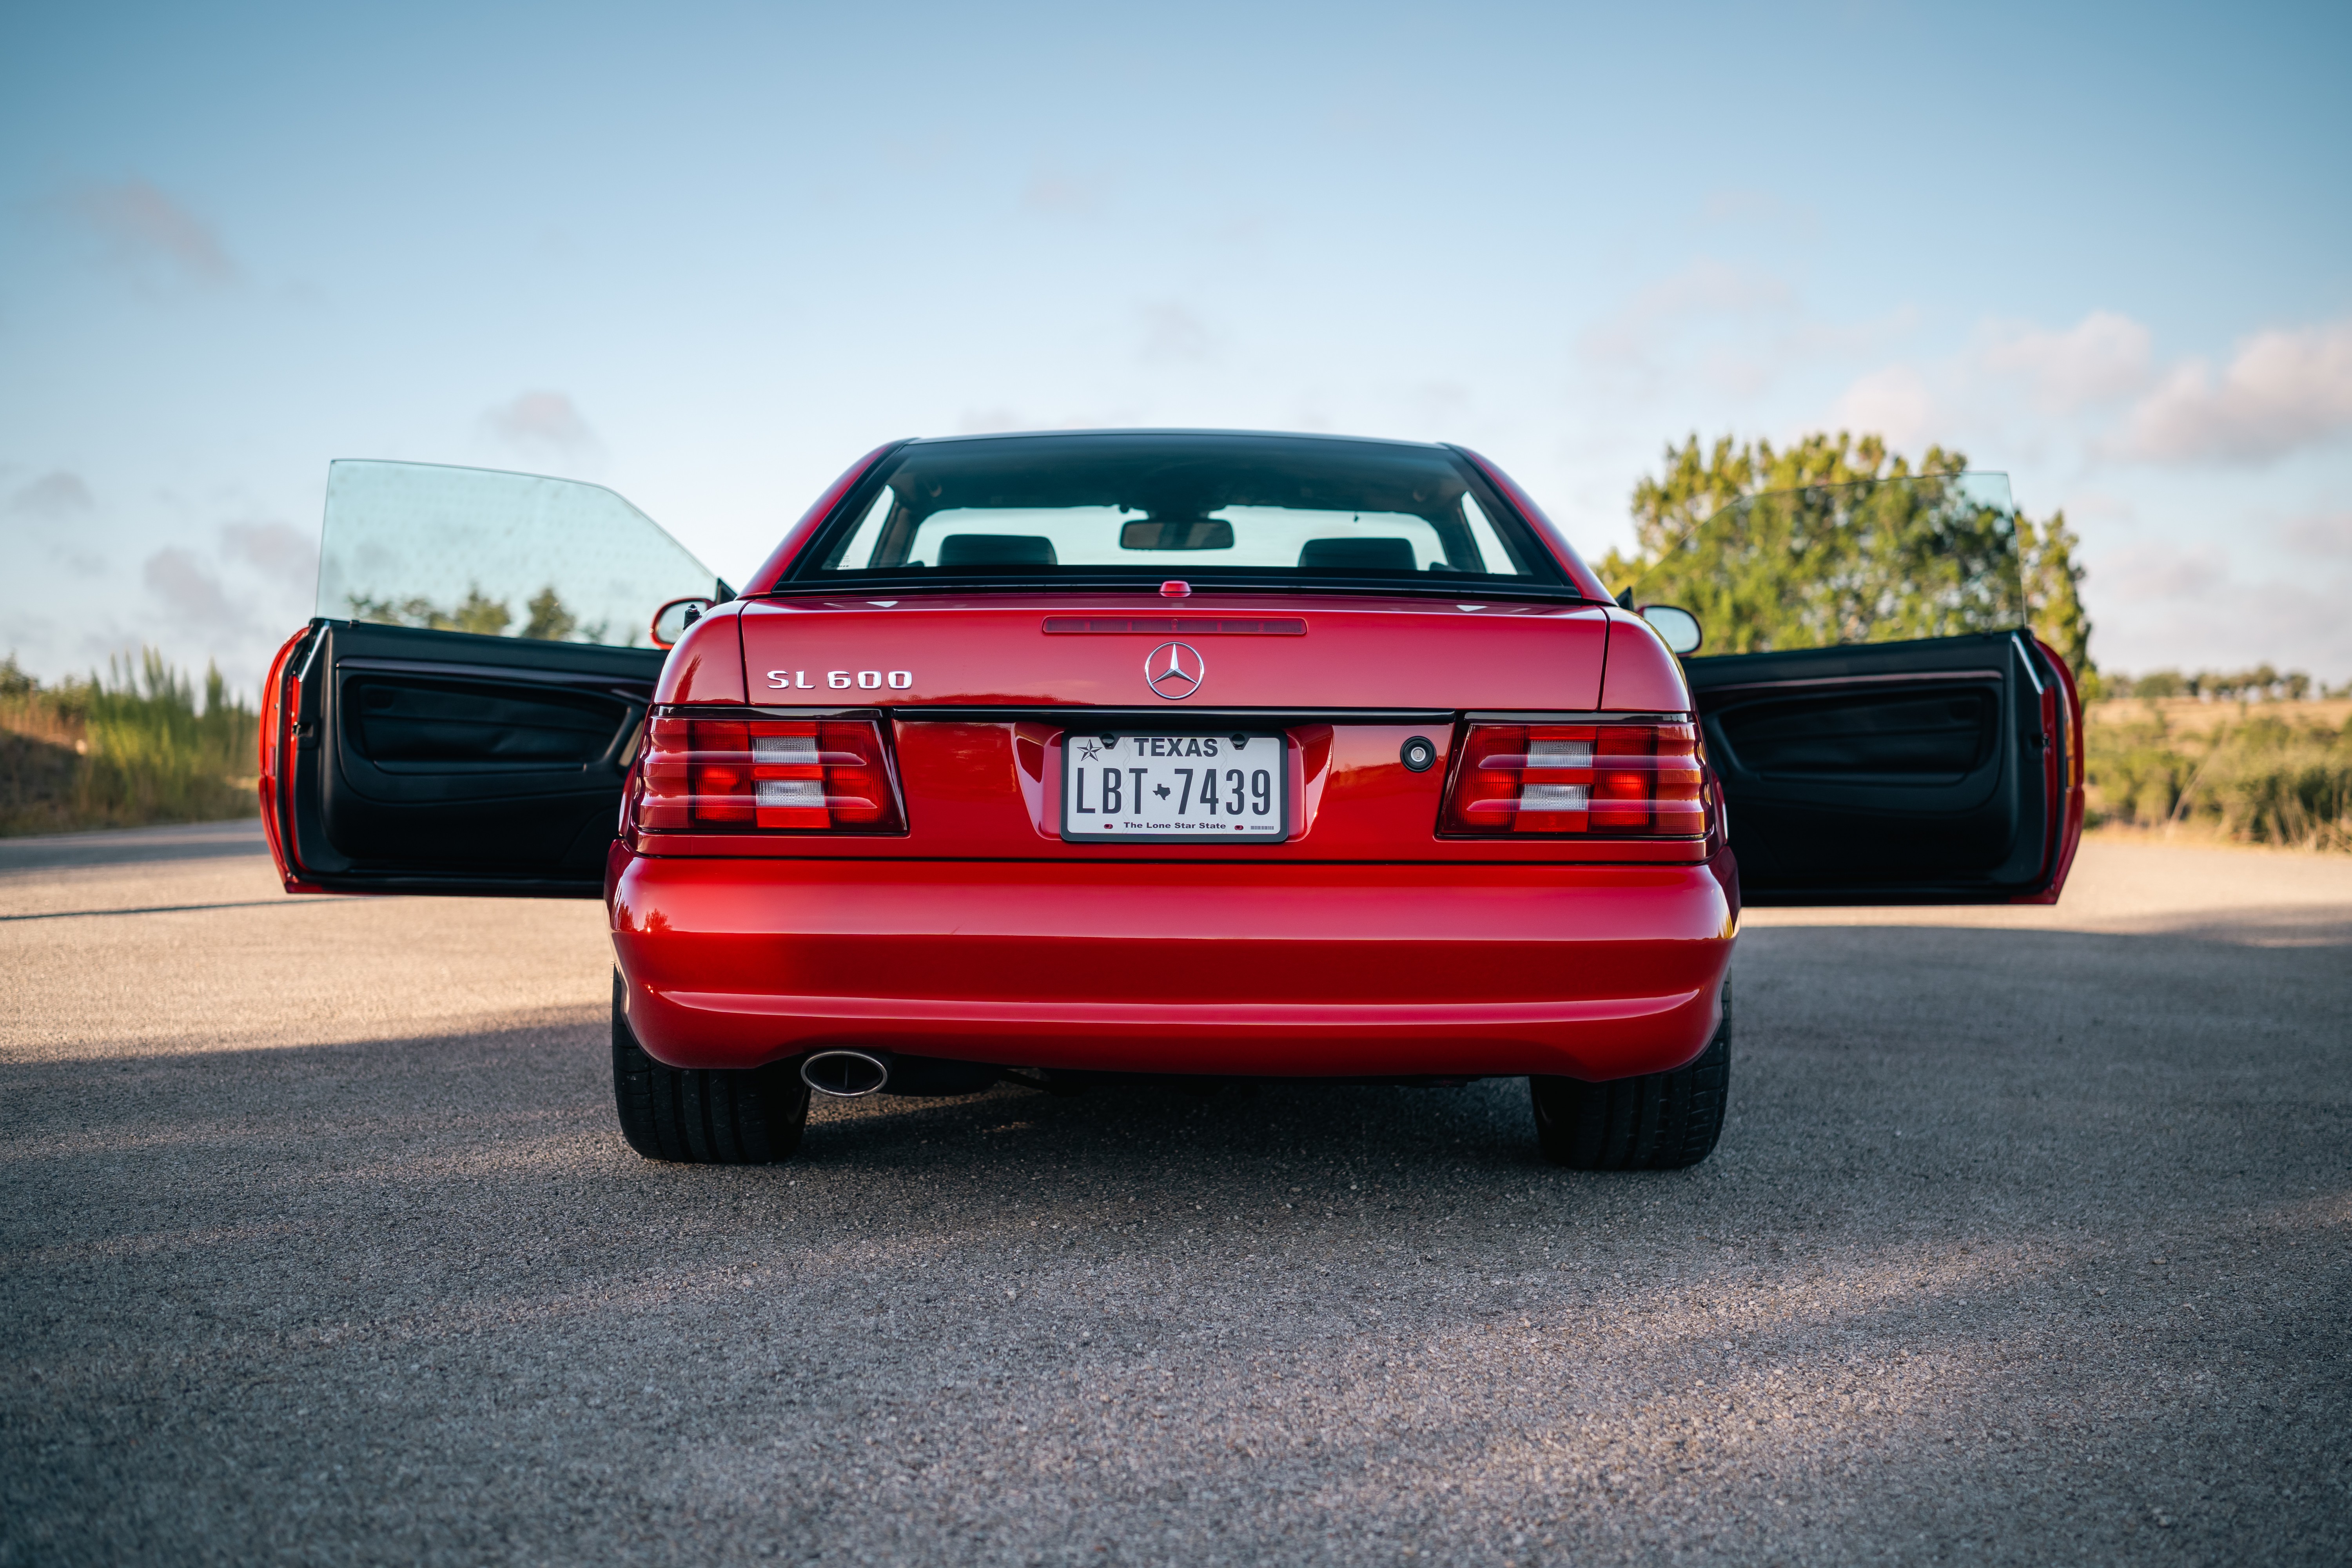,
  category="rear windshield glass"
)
[789,432,1570,594]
